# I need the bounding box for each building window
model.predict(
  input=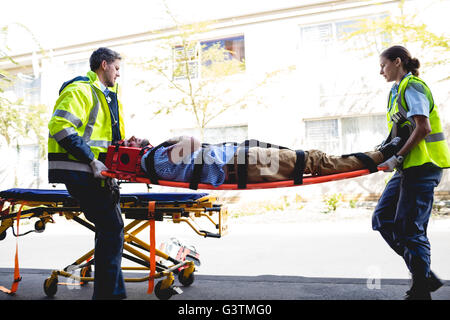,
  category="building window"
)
[301,23,333,44]
[299,15,390,112]
[14,73,41,105]
[201,35,245,64]
[172,35,245,80]
[16,144,40,187]
[203,124,248,144]
[170,124,248,144]
[304,115,386,155]
[65,60,90,78]
[340,115,387,154]
[300,15,388,50]
[172,44,199,80]
[305,119,340,154]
